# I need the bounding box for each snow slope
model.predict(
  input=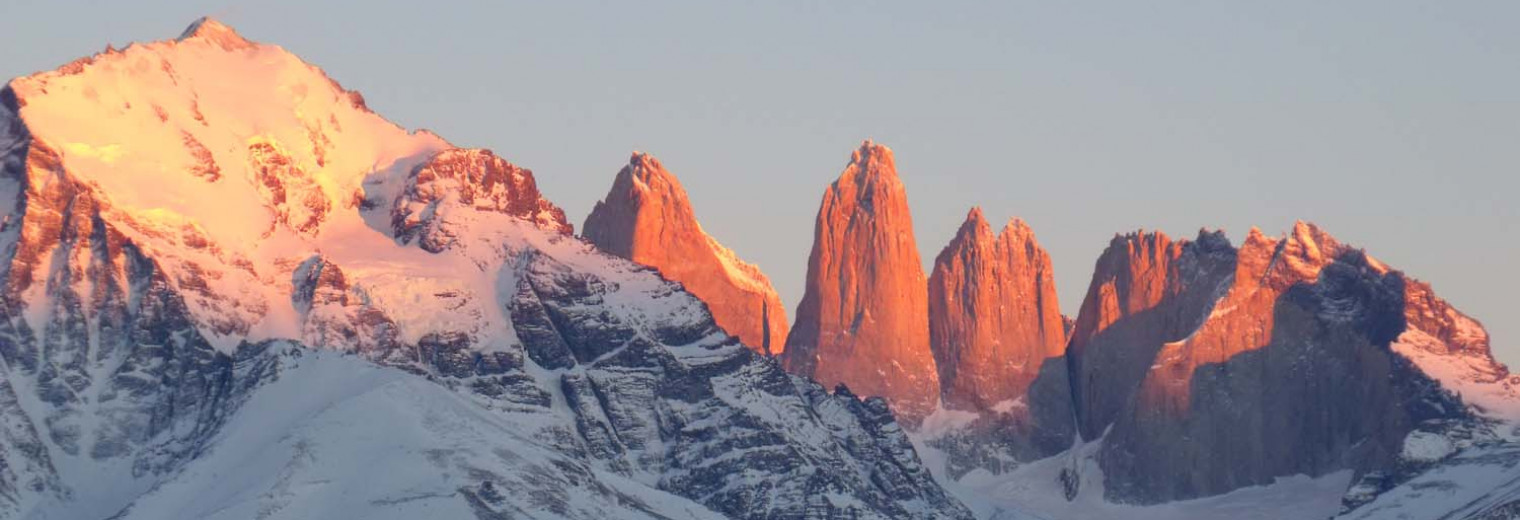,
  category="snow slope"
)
[1339,443,1520,520]
[107,347,723,520]
[916,436,1352,520]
